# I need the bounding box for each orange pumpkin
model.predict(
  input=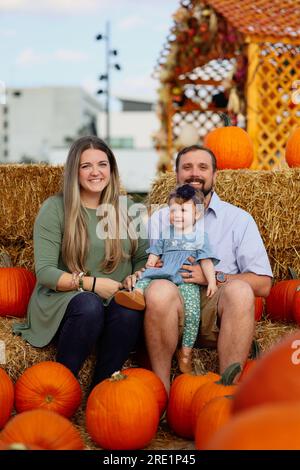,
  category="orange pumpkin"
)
[0,268,36,317]
[292,286,300,325]
[195,395,232,449]
[0,409,84,450]
[15,361,82,418]
[232,330,300,414]
[266,280,300,322]
[203,114,254,169]
[0,368,14,429]
[204,403,300,450]
[190,363,239,433]
[86,371,159,450]
[122,367,168,416]
[285,127,300,167]
[254,297,263,321]
[167,371,219,439]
